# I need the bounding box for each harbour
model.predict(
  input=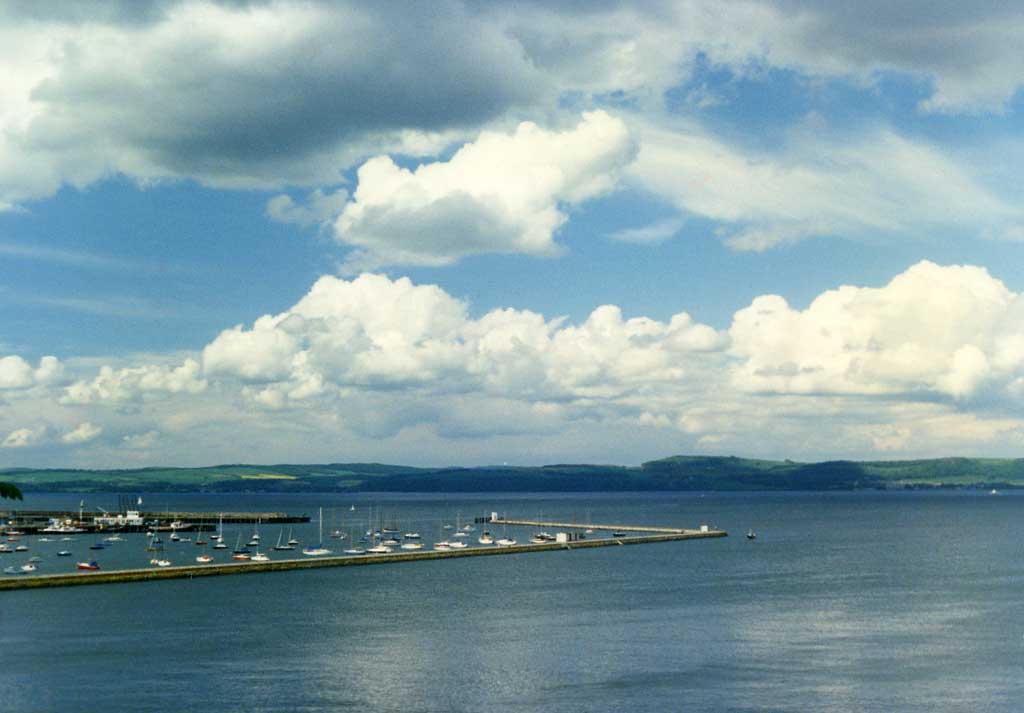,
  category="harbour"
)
[0,525,726,590]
